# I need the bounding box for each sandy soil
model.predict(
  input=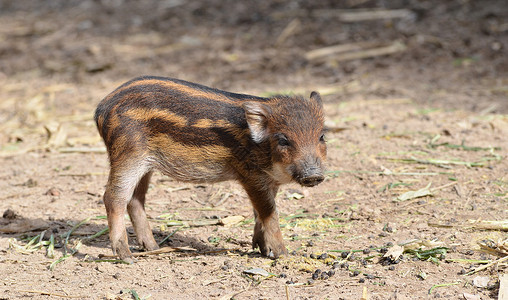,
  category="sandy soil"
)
[0,0,507,299]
